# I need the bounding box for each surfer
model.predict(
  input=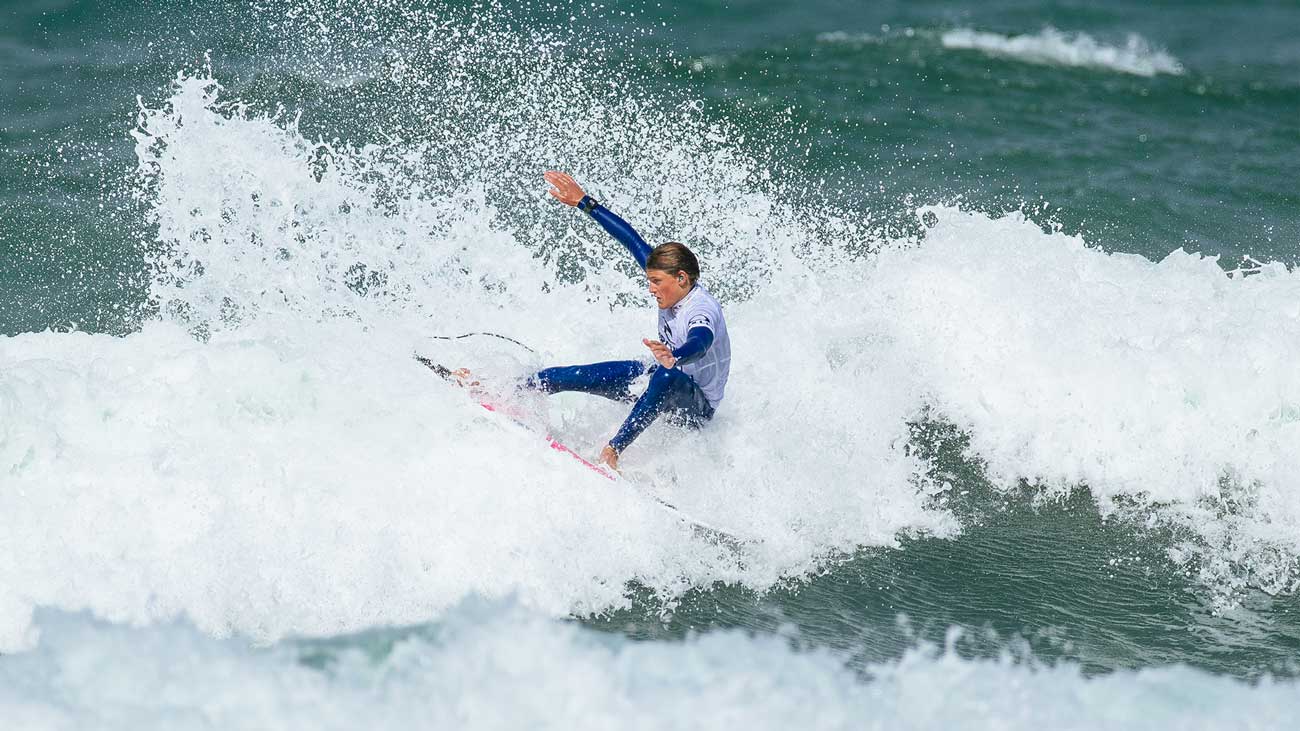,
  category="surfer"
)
[529,171,732,471]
